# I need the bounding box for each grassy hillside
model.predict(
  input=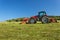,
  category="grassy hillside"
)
[0,22,60,40]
